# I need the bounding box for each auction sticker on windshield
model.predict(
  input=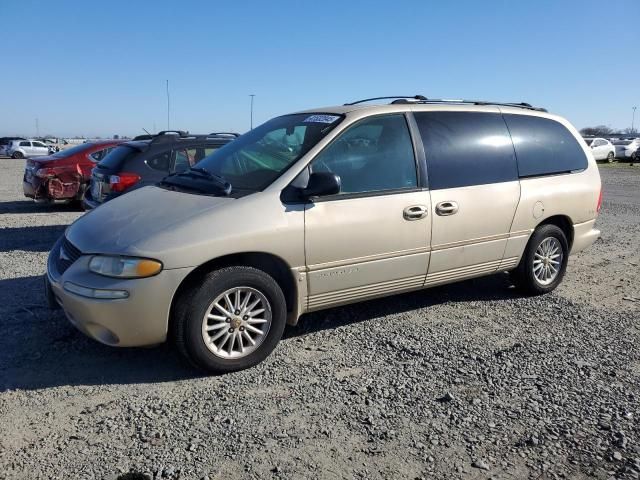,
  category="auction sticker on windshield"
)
[304,115,340,124]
